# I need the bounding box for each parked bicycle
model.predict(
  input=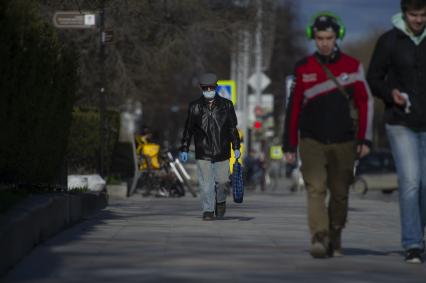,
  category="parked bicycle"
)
[135,134,196,197]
